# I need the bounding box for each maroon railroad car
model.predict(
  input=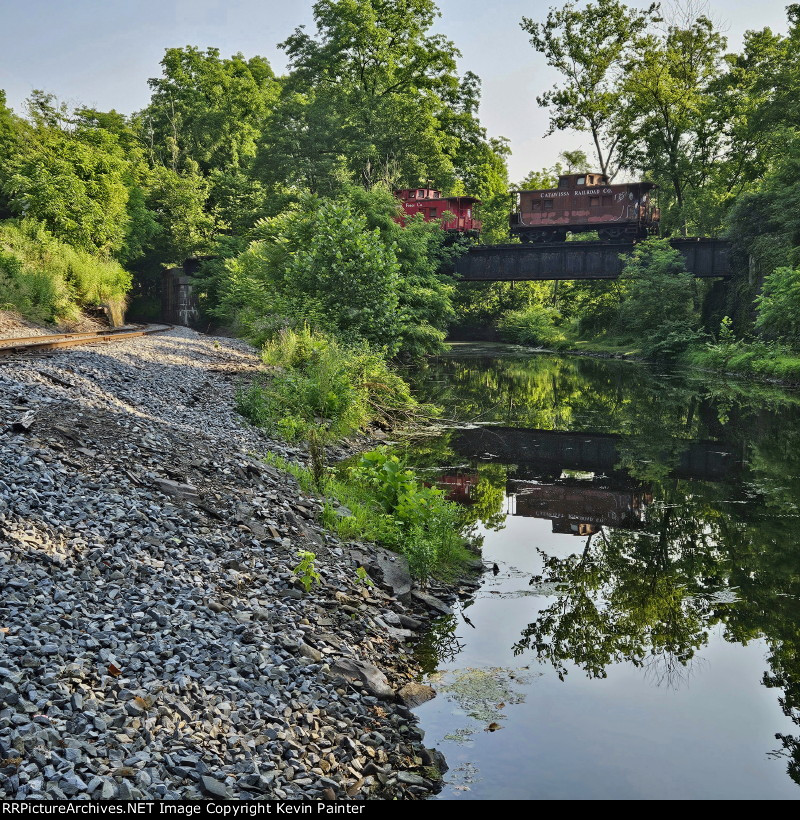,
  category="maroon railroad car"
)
[510,172,659,243]
[395,187,482,235]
